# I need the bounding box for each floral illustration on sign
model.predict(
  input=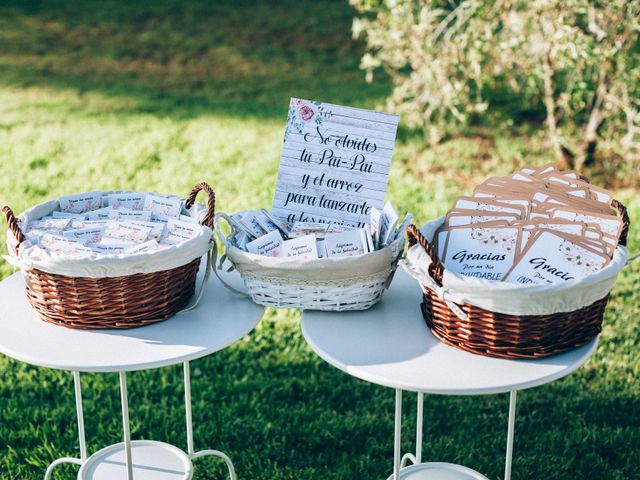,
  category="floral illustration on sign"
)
[558,240,600,275]
[471,228,516,252]
[284,99,324,142]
